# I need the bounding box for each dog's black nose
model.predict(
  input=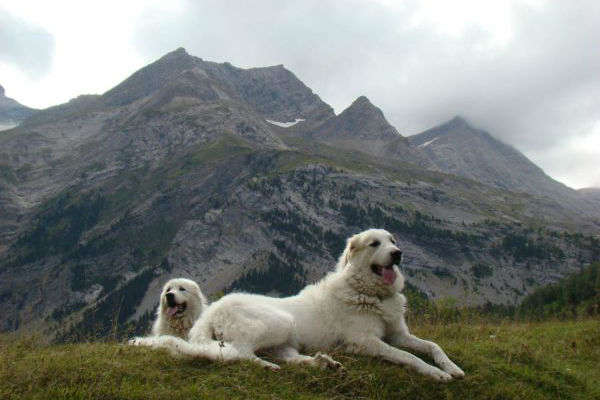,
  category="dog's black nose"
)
[166,292,176,306]
[391,250,402,265]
